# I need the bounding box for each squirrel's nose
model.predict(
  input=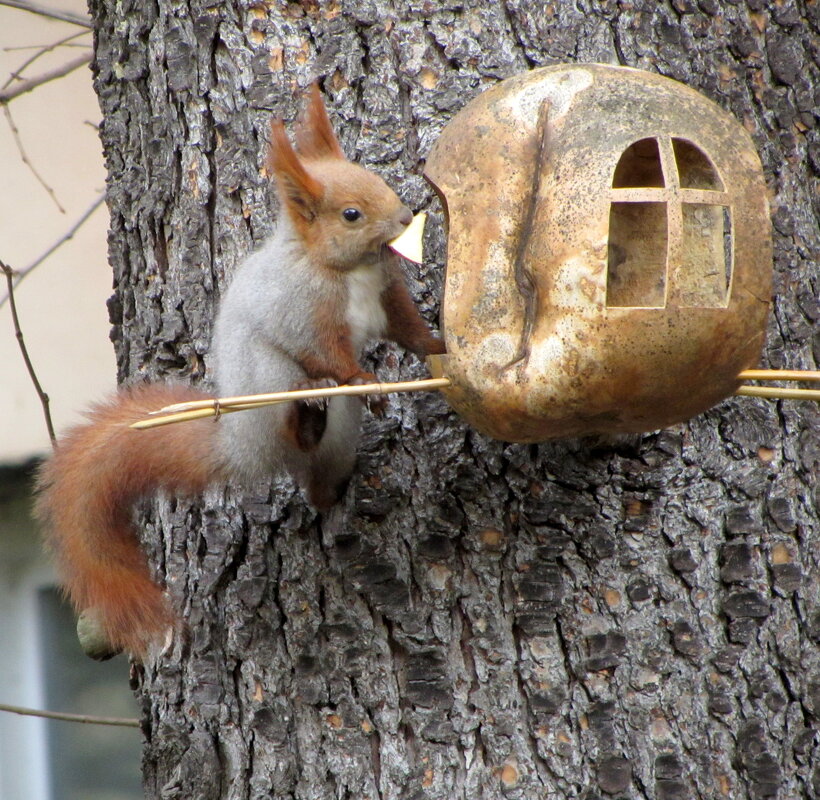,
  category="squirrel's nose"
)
[398,206,413,226]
